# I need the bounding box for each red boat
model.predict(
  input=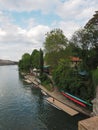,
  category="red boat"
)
[61,91,86,107]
